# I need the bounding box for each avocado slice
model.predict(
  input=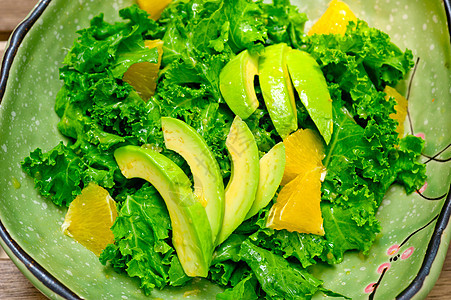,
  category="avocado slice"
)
[114,145,213,277]
[219,50,259,119]
[286,49,333,144]
[216,116,260,245]
[259,43,298,139]
[245,142,285,219]
[161,117,225,243]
